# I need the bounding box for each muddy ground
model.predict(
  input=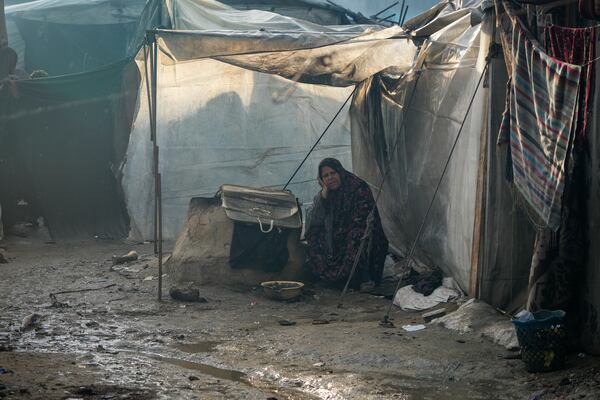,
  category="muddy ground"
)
[0,231,599,399]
